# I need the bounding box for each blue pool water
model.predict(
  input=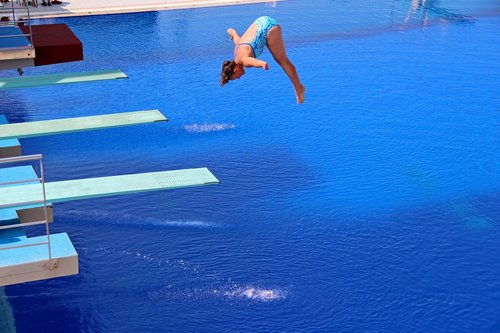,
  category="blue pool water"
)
[1,0,500,332]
